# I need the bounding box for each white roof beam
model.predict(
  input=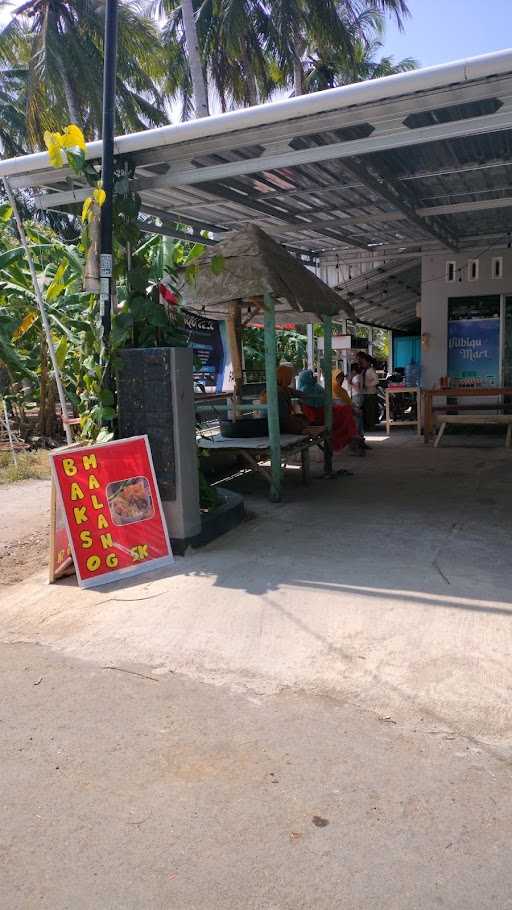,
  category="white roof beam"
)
[35,187,512,229]
[137,104,512,197]
[3,51,512,186]
[138,221,218,245]
[417,196,512,217]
